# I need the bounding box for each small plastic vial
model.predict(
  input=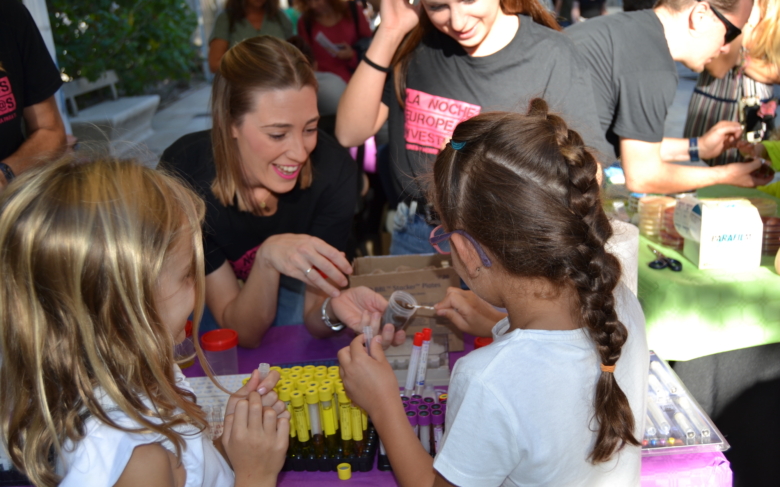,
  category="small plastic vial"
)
[382,291,418,330]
